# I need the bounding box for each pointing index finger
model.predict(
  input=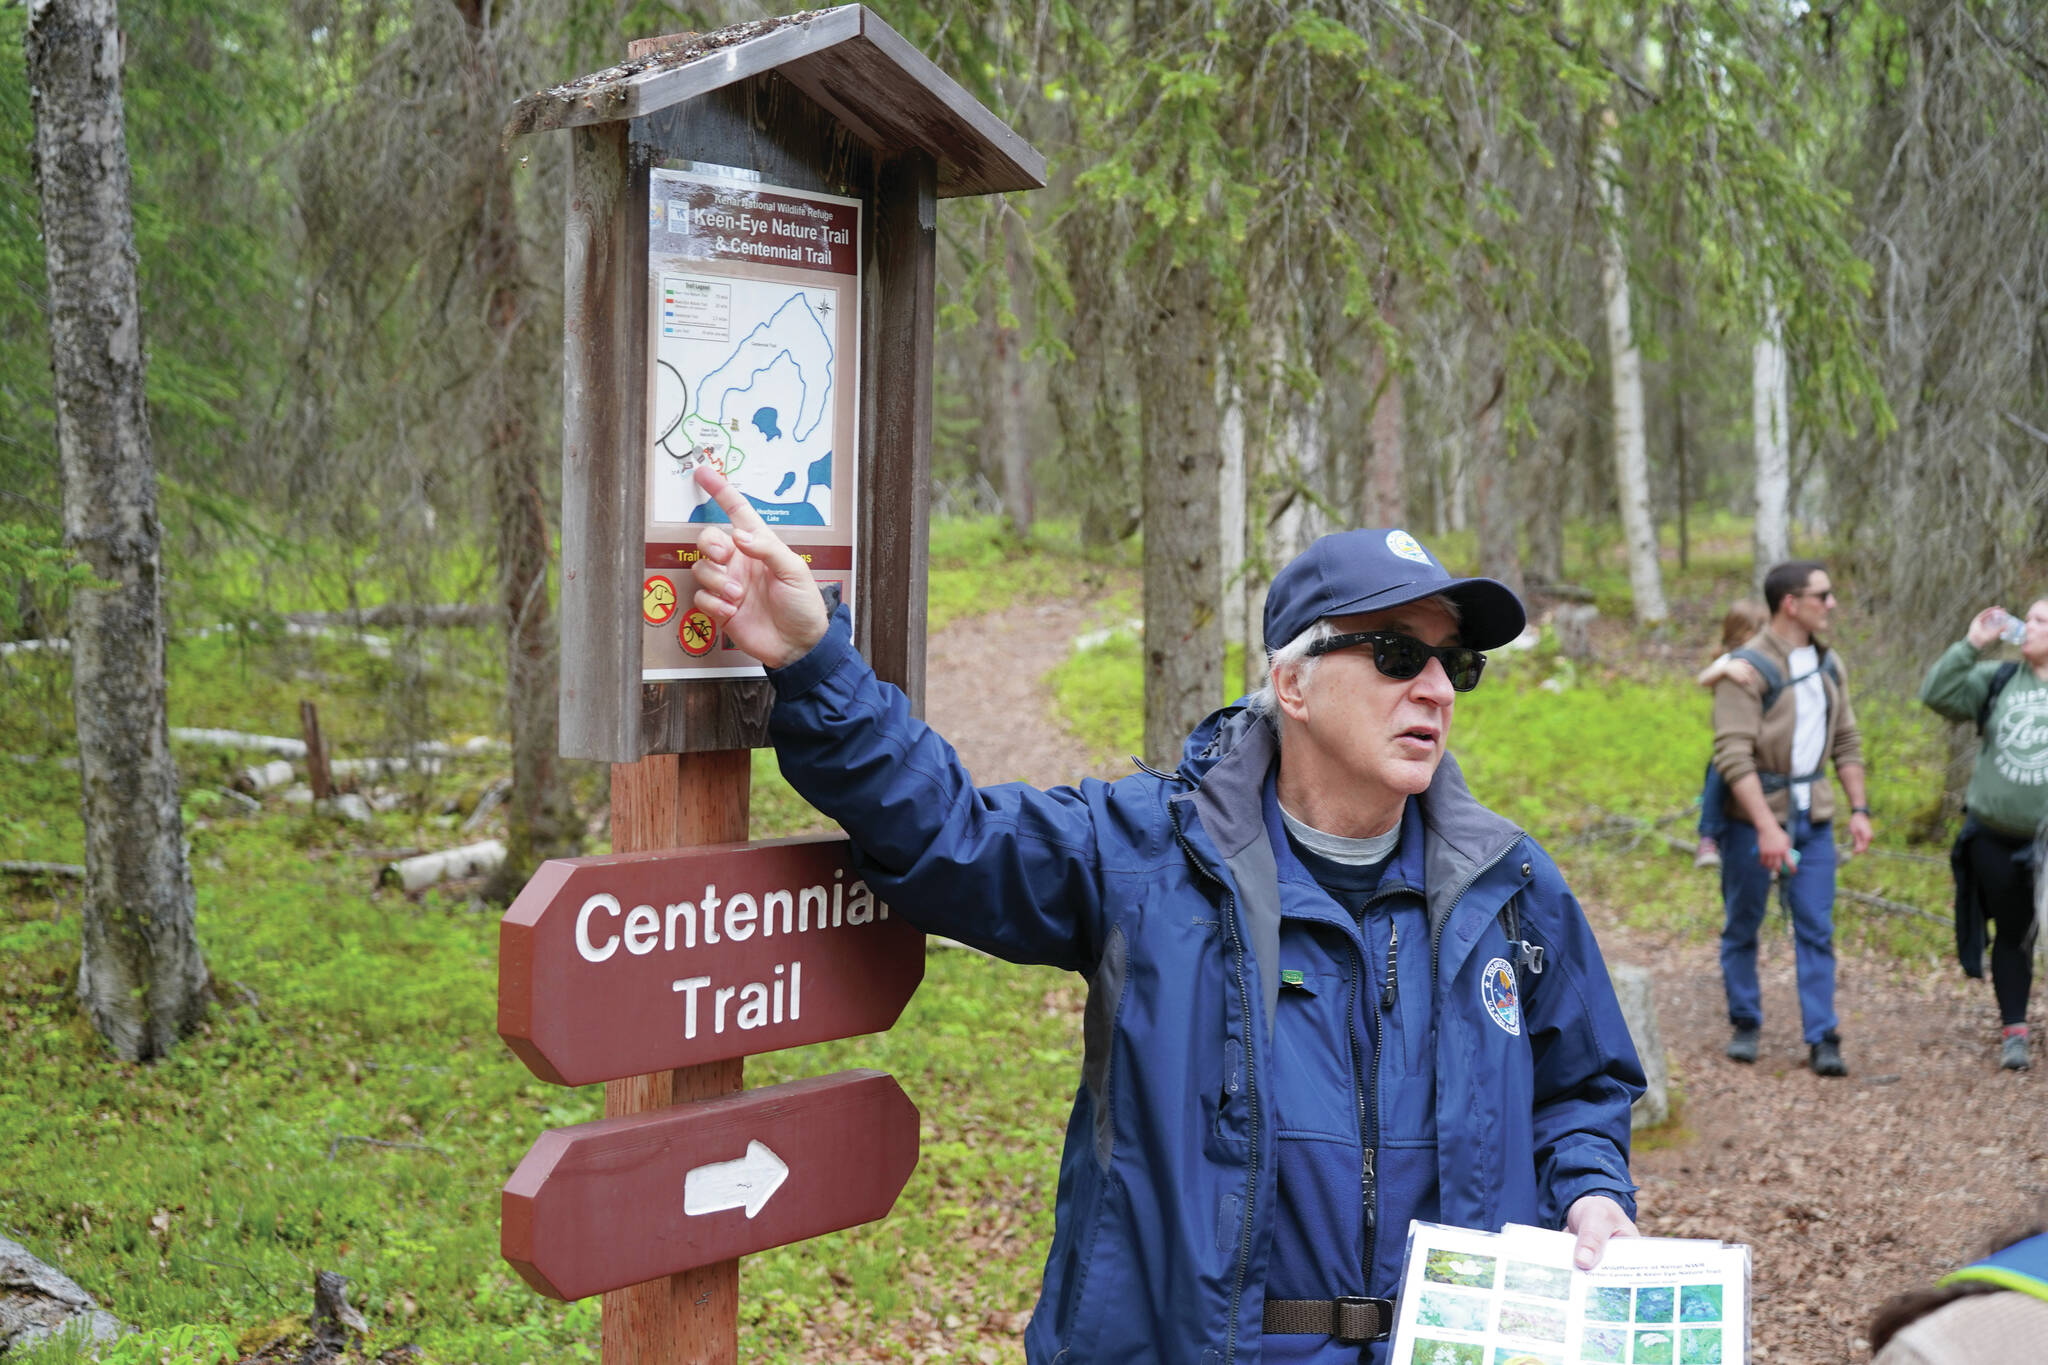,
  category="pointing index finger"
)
[693,464,770,537]
[690,462,812,583]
